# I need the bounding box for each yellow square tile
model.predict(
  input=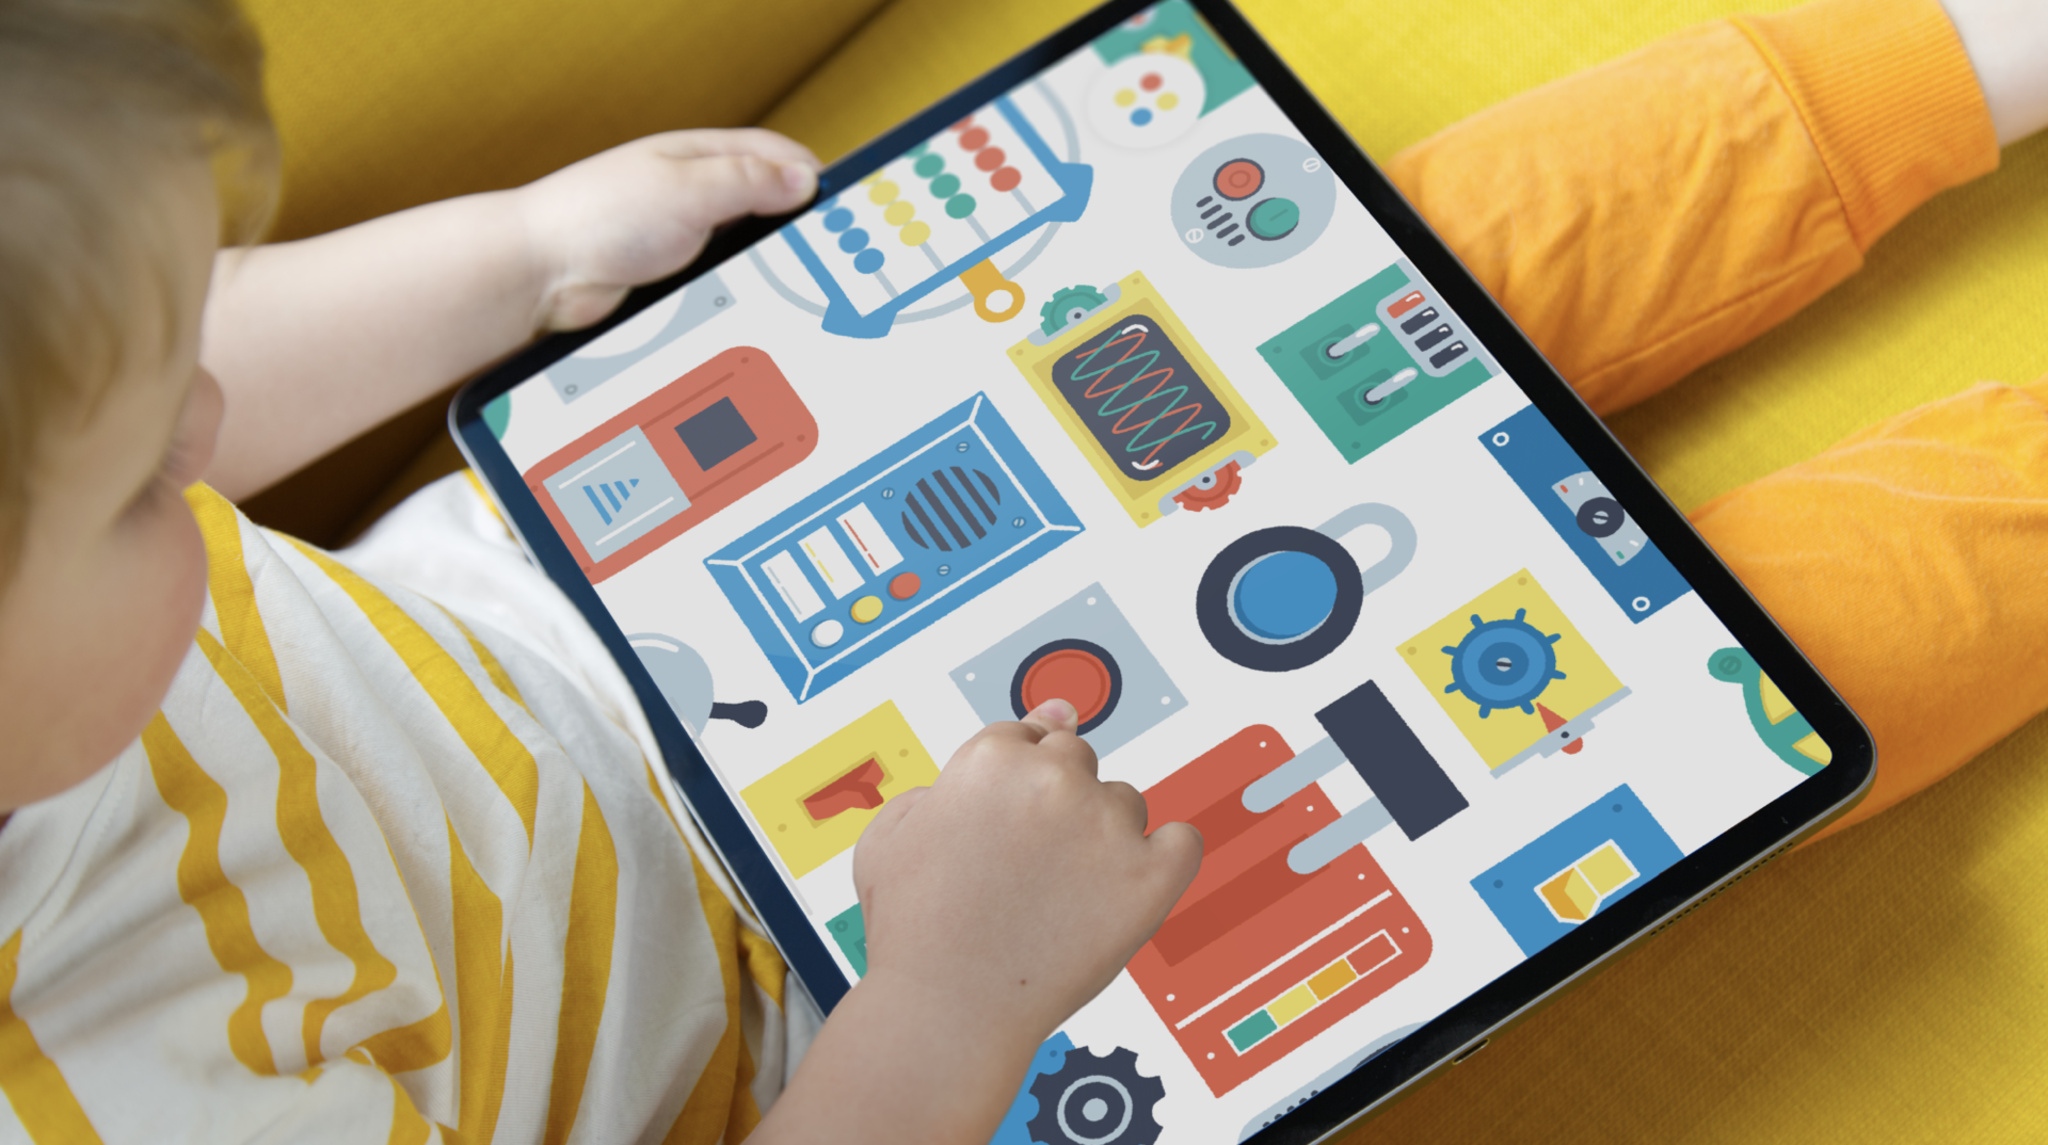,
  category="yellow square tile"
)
[742,701,938,878]
[1578,842,1639,897]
